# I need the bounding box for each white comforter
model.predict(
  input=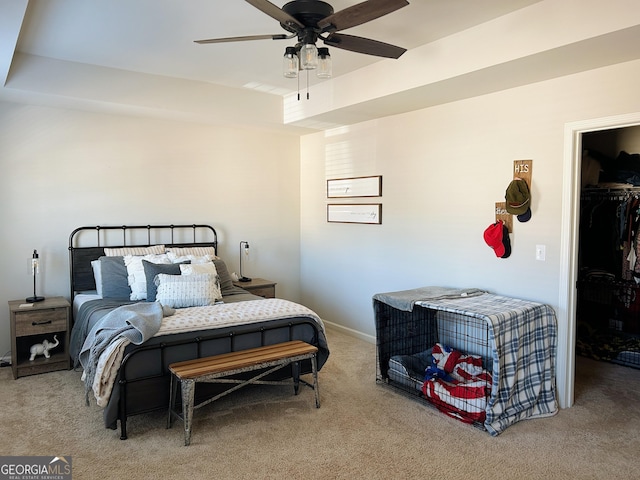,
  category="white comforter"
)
[88,299,324,407]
